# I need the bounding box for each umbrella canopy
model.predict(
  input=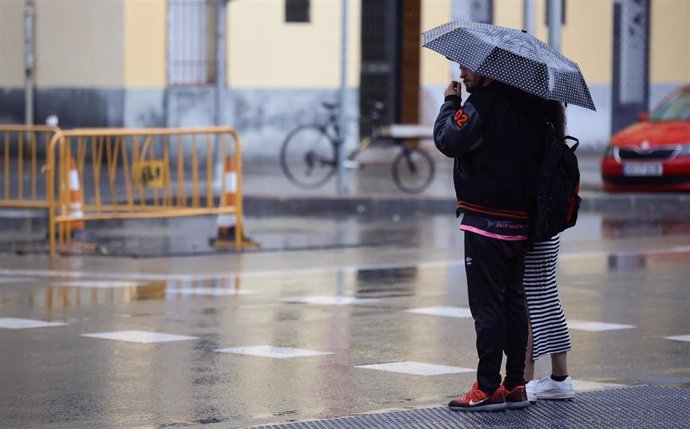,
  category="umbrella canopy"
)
[422,20,596,111]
